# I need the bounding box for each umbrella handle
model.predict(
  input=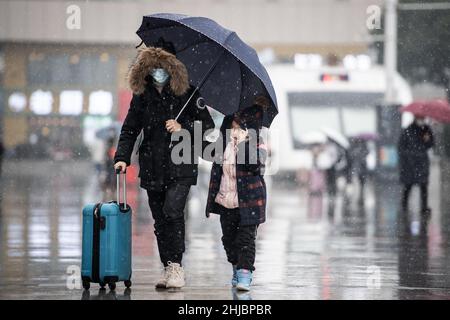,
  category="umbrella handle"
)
[169,88,199,148]
[174,87,199,122]
[174,48,226,122]
[169,49,226,148]
[135,40,144,49]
